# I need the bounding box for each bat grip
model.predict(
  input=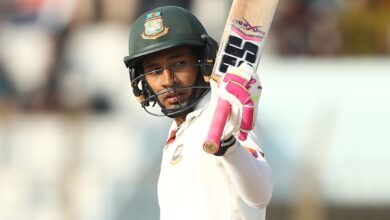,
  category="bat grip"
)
[203,98,232,154]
